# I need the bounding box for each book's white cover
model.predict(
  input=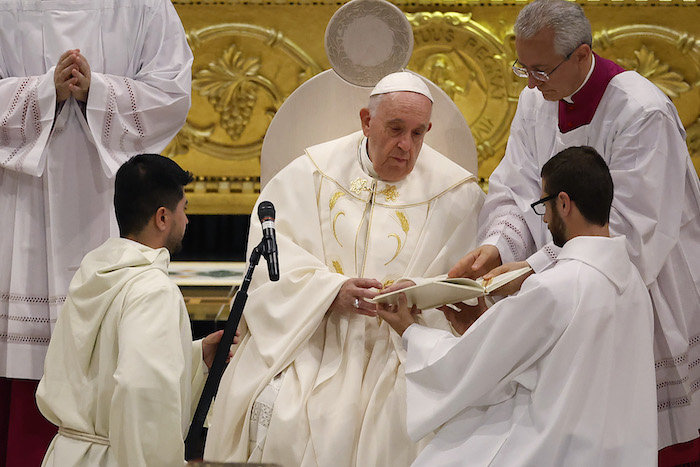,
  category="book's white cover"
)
[368,267,532,309]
